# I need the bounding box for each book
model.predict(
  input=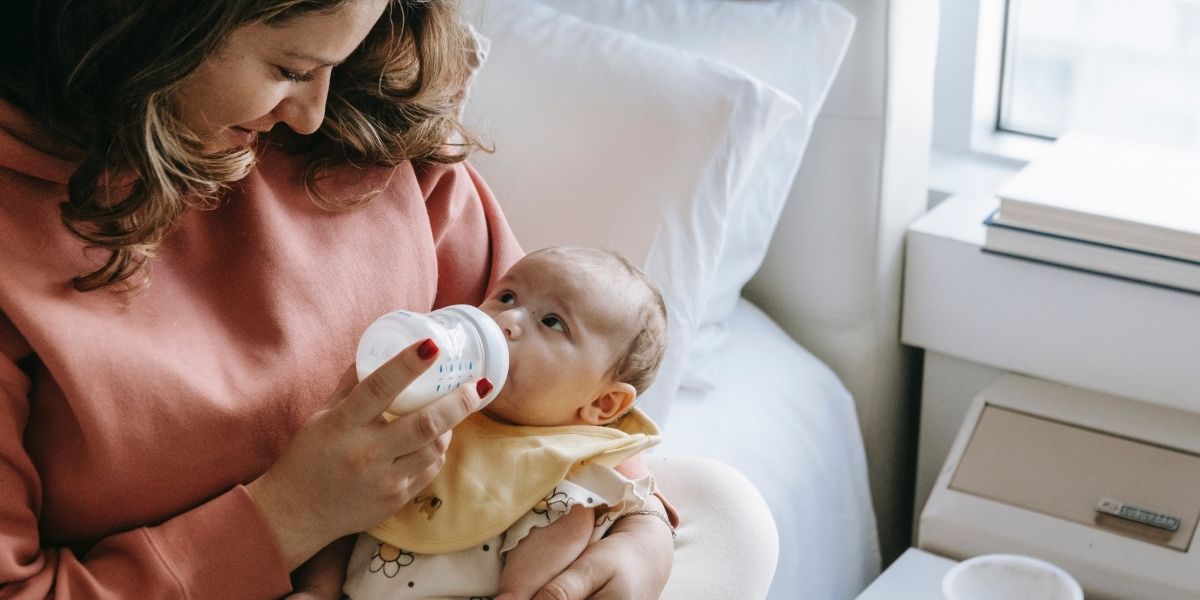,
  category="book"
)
[992,133,1200,263]
[983,211,1200,295]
